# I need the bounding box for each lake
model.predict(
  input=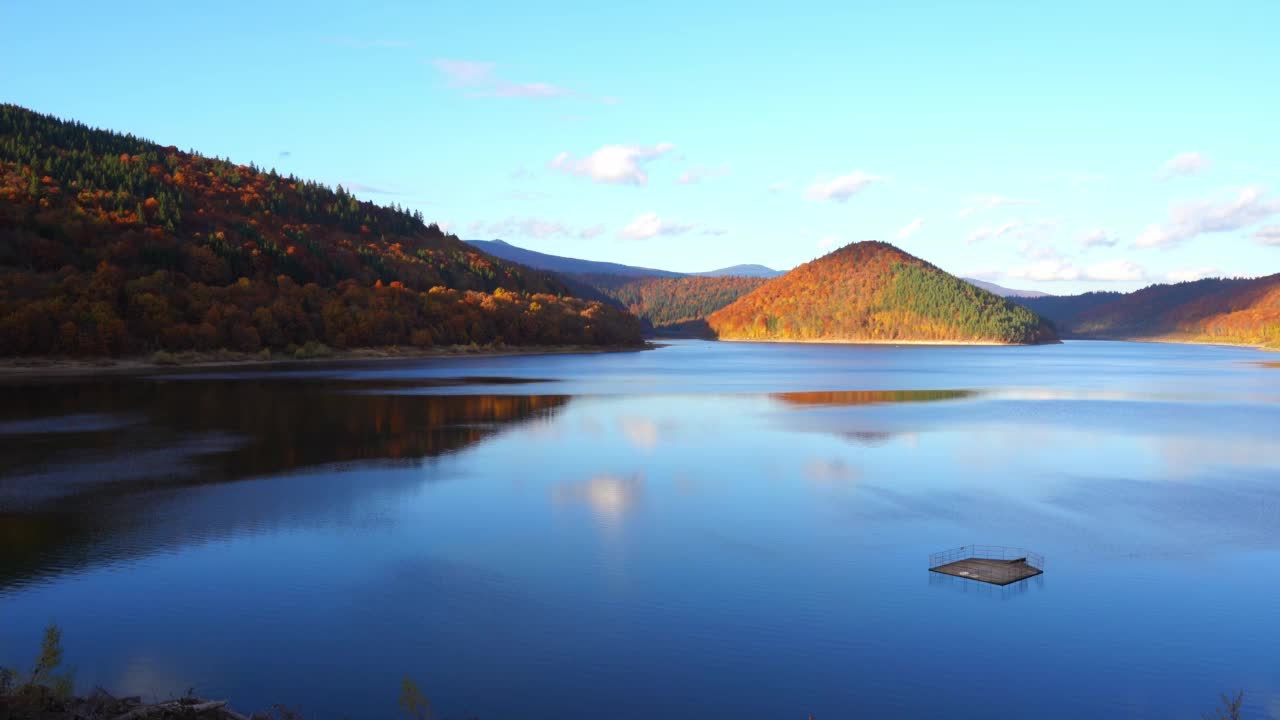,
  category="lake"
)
[2,340,1278,719]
